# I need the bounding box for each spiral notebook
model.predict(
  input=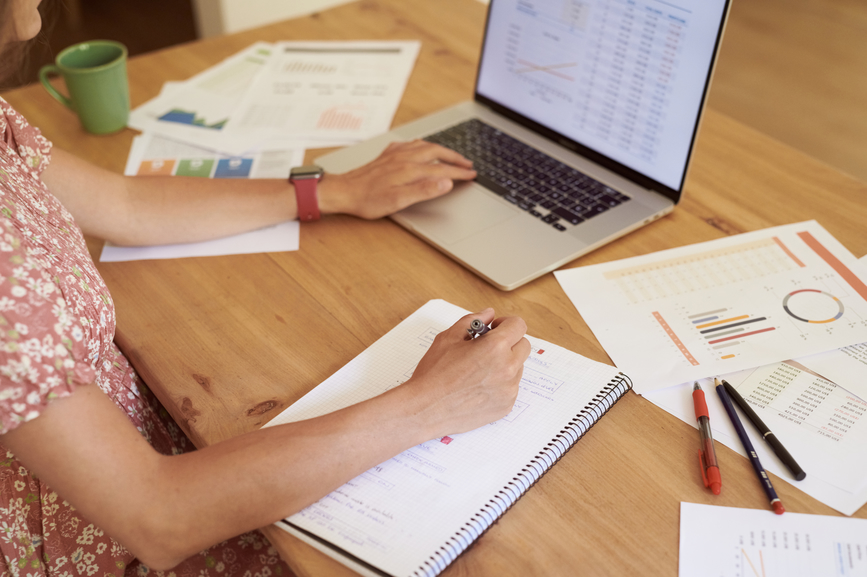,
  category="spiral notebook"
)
[265,299,632,577]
